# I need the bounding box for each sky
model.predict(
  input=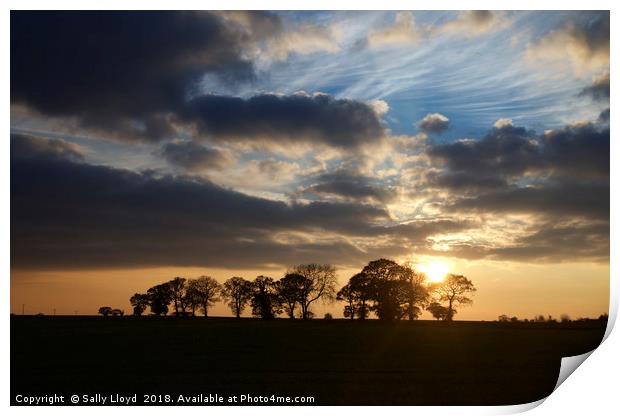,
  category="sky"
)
[10,11,609,319]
